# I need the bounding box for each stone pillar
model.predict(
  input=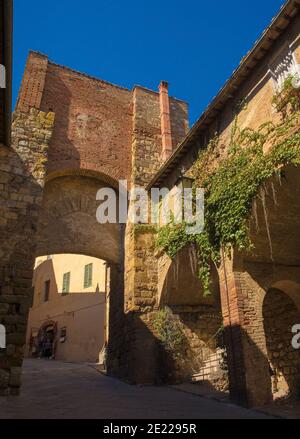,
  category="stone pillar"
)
[16,51,48,113]
[118,85,188,385]
[219,252,272,407]
[122,225,159,384]
[121,87,164,384]
[107,258,159,385]
[0,108,54,395]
